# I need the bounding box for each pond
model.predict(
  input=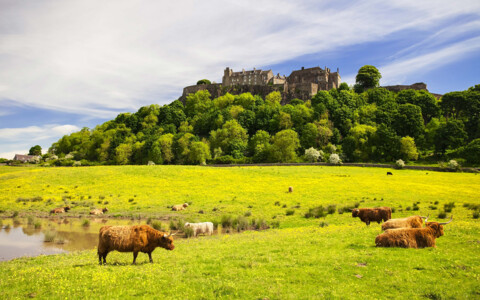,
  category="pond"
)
[0,217,148,261]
